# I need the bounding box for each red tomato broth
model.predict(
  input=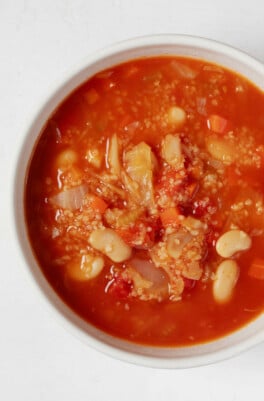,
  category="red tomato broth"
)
[25,56,264,346]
